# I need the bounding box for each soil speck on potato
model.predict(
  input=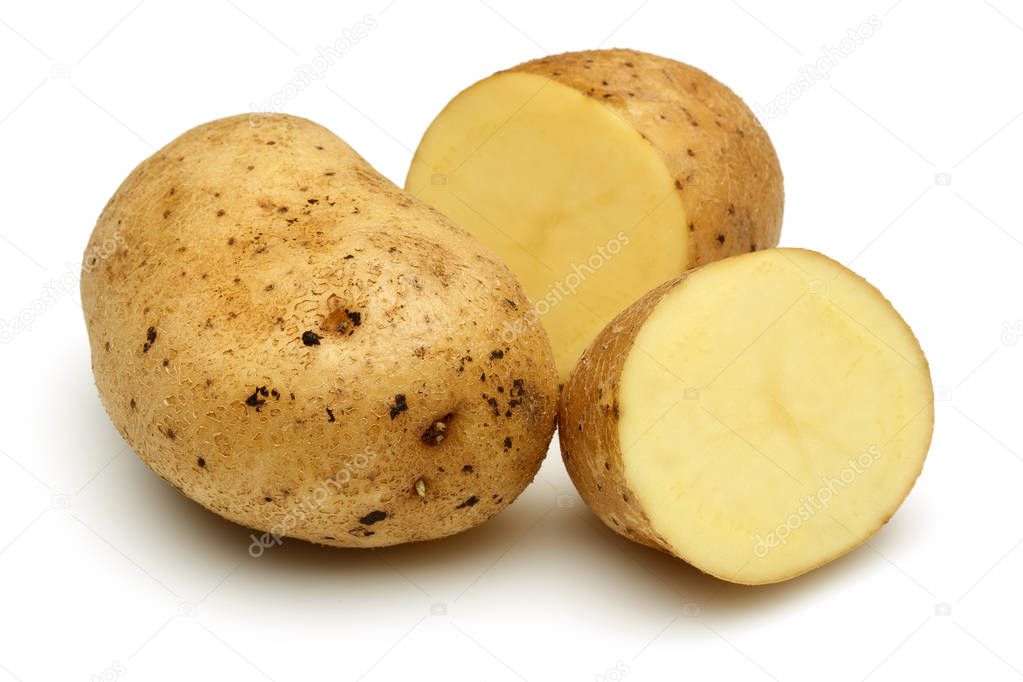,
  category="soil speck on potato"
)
[326,407,335,422]
[197,457,206,468]
[302,331,321,346]
[455,496,479,509]
[142,326,157,353]
[359,510,387,525]
[245,386,268,410]
[483,395,500,416]
[389,394,408,419]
